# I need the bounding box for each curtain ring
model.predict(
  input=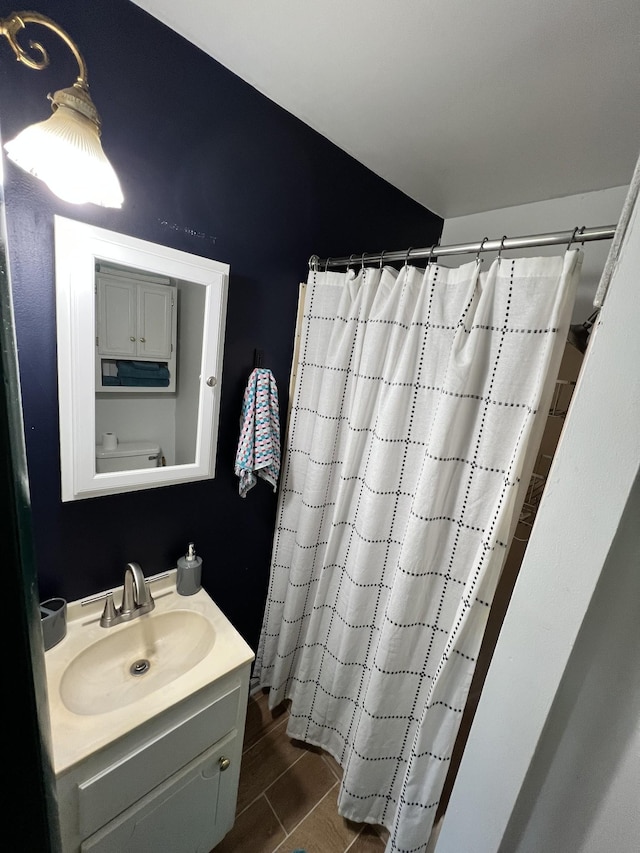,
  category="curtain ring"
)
[567,227,580,250]
[379,250,386,269]
[324,257,331,273]
[405,247,413,267]
[308,254,319,271]
[361,253,367,270]
[497,235,508,265]
[348,253,356,272]
[426,244,436,267]
[578,225,586,246]
[475,237,489,263]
